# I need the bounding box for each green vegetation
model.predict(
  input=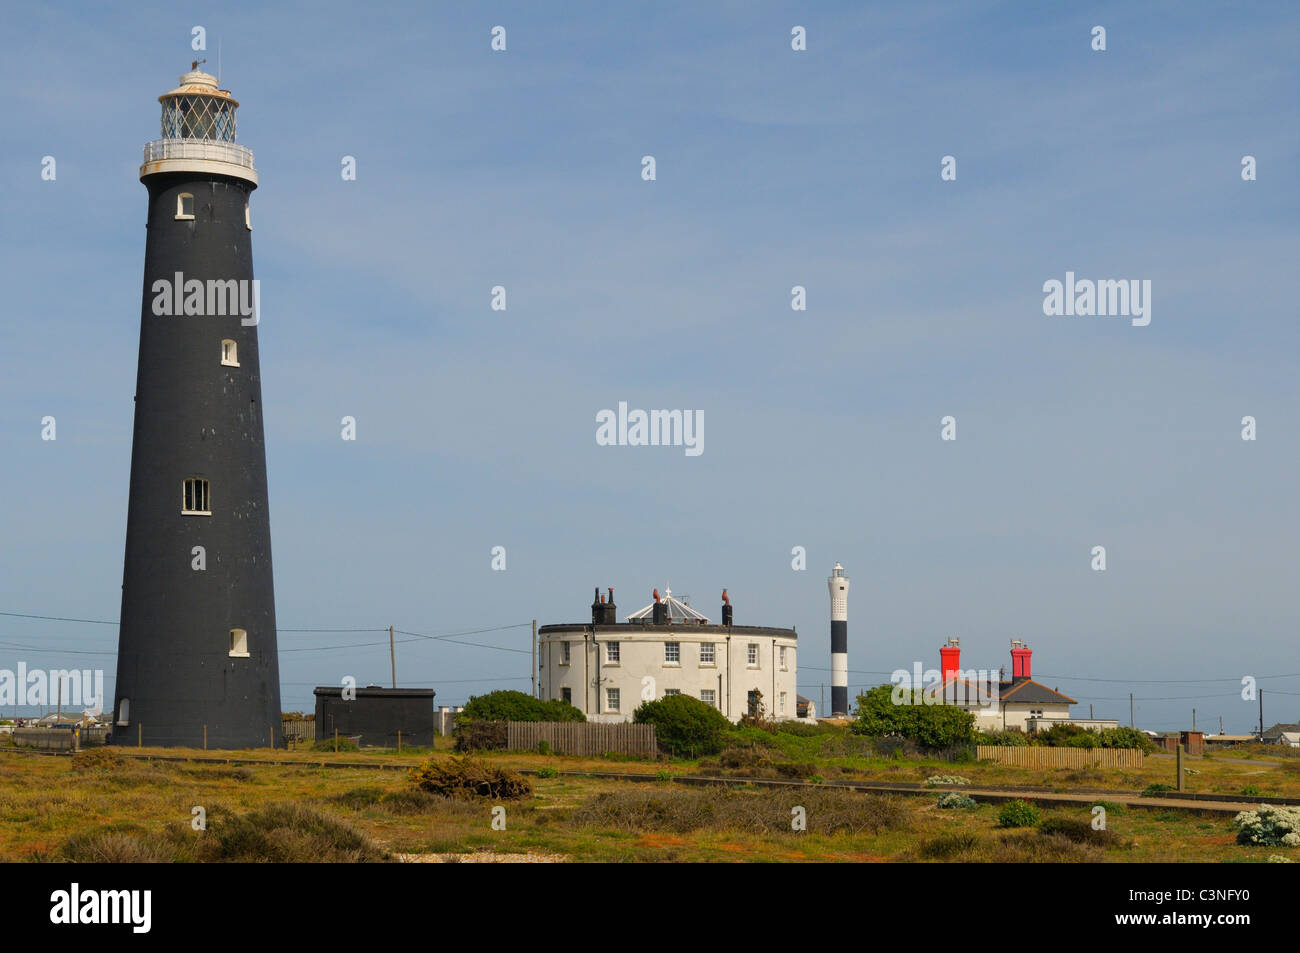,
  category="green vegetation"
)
[633,693,731,757]
[997,799,1042,828]
[851,685,976,748]
[460,690,585,723]
[937,792,976,809]
[408,756,532,800]
[1233,805,1300,847]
